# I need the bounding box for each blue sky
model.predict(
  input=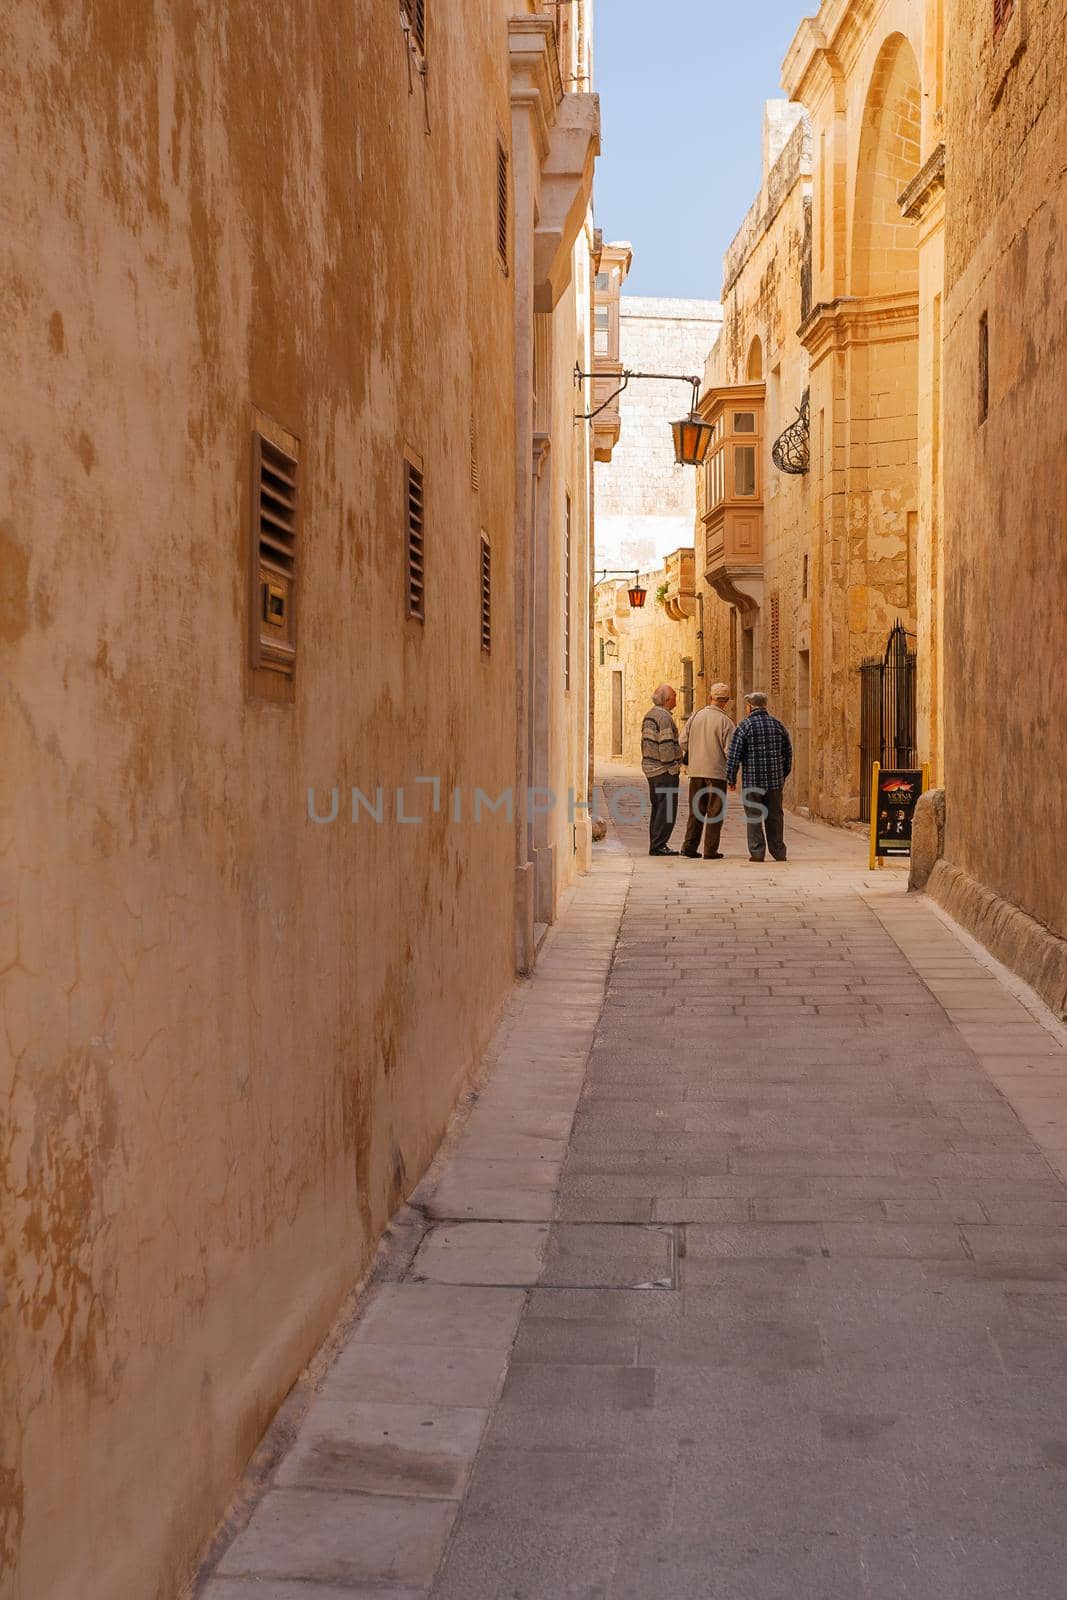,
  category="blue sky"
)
[594,0,809,300]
